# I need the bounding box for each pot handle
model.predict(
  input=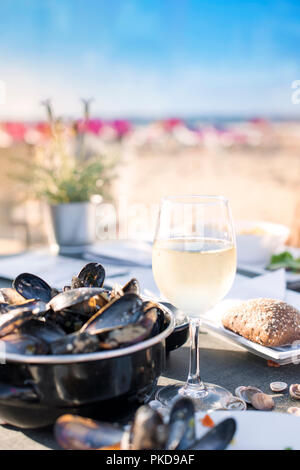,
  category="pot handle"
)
[0,382,39,403]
